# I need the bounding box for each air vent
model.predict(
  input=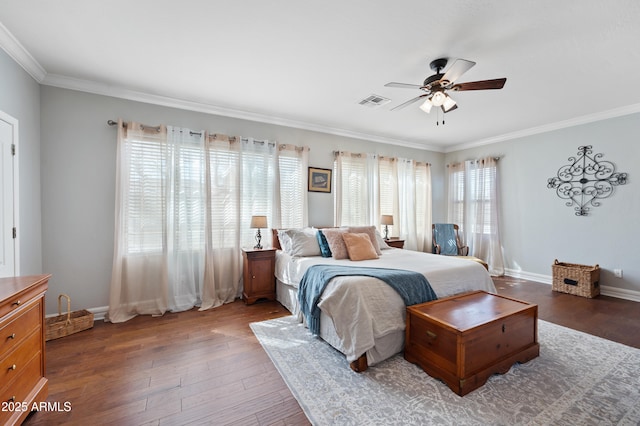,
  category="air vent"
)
[358,94,391,108]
